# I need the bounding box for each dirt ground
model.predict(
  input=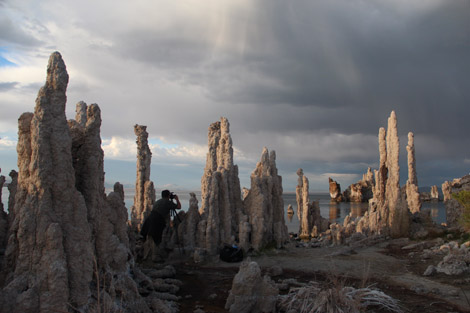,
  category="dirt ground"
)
[161,238,470,313]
